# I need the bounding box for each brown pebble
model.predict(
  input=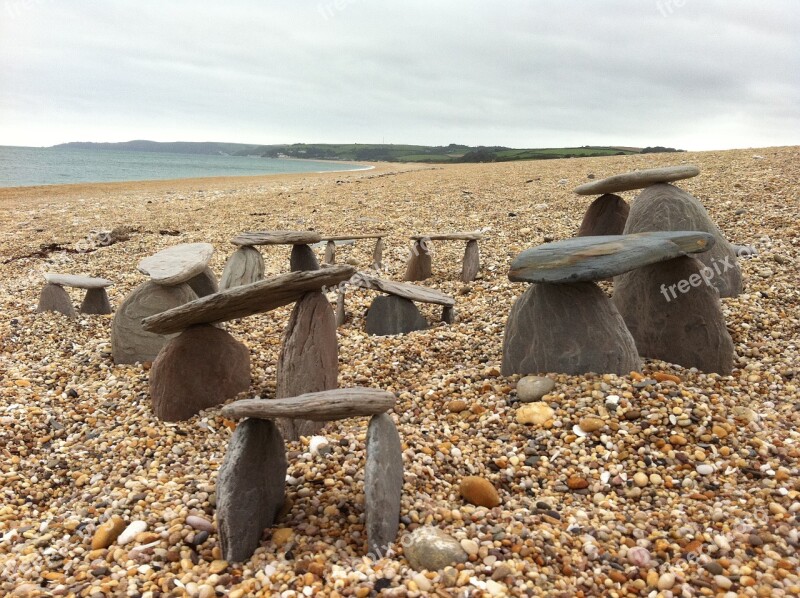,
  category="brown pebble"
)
[567,476,589,490]
[460,476,501,508]
[91,516,125,550]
